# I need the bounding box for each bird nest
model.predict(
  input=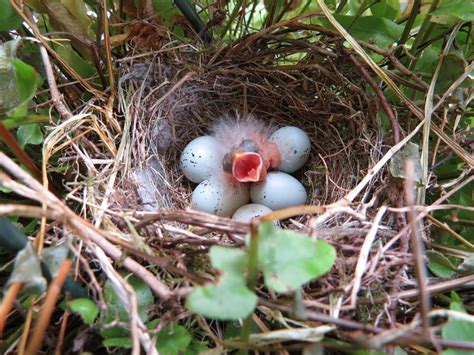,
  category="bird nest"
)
[54,26,414,331]
[122,39,384,214]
